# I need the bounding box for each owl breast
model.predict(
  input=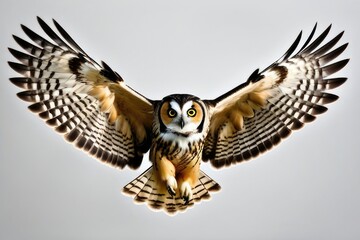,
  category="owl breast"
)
[151,131,206,171]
